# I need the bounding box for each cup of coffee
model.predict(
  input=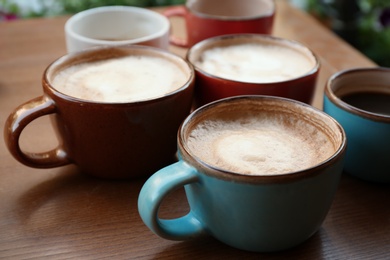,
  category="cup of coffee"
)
[65,6,170,53]
[163,0,275,48]
[324,67,390,183]
[138,96,346,252]
[186,34,320,107]
[4,45,194,179]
